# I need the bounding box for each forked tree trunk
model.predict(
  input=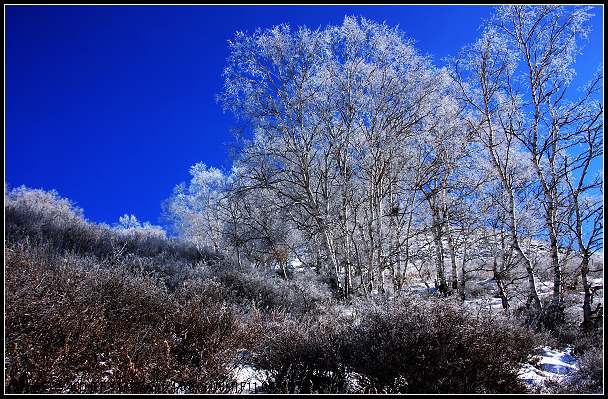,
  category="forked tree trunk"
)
[506,186,541,313]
